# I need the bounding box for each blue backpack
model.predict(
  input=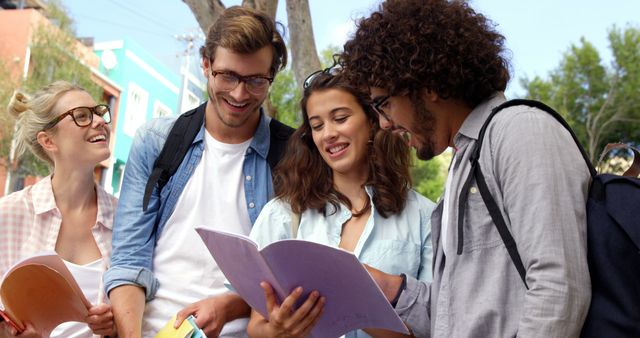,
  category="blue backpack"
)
[581,143,640,337]
[459,99,640,336]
